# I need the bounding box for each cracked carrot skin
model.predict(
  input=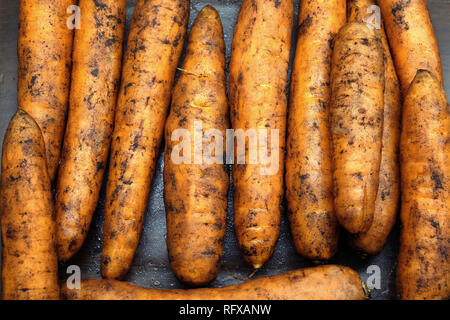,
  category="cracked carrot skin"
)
[347,0,401,255]
[164,6,229,287]
[229,0,294,269]
[101,0,189,280]
[55,0,126,262]
[378,0,443,95]
[330,22,385,234]
[1,110,59,300]
[62,265,366,300]
[286,0,345,261]
[397,70,449,300]
[17,0,75,181]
